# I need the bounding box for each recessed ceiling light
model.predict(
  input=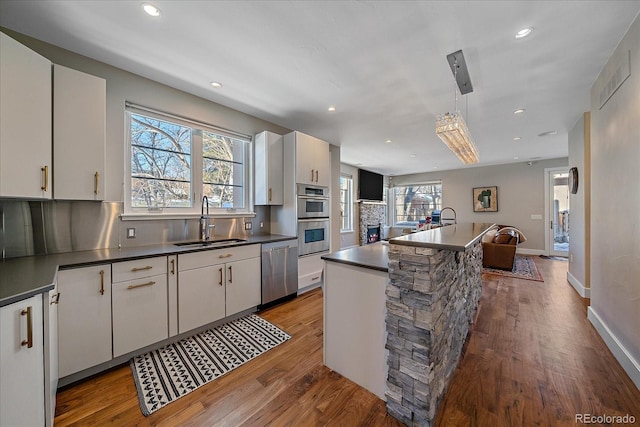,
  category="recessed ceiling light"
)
[514,156,519,160]
[538,130,558,137]
[513,137,522,141]
[385,139,392,144]
[142,2,161,17]
[515,27,533,39]
[210,81,222,89]
[513,109,526,114]
[327,106,336,112]
[410,154,417,158]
